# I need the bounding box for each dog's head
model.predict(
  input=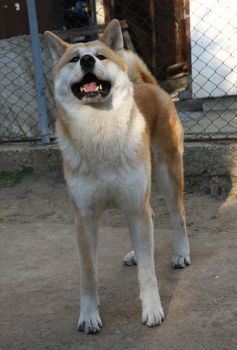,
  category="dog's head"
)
[45,20,128,106]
